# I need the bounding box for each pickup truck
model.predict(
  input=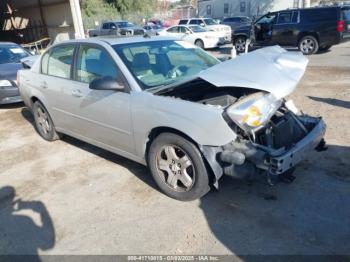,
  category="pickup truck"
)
[88,21,145,37]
